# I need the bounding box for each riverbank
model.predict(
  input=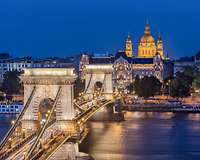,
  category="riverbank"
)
[126,104,200,113]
